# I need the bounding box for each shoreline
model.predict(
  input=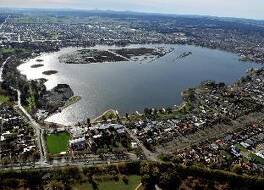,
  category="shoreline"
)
[15,44,261,127]
[61,95,81,110]
[91,109,118,123]
[43,96,82,127]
